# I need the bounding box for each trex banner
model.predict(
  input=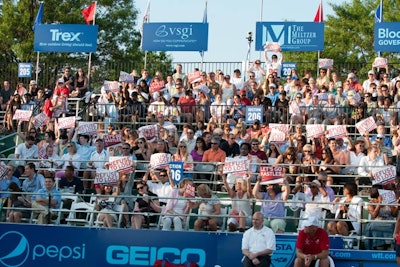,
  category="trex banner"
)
[374,22,400,52]
[142,23,208,51]
[34,24,98,53]
[255,22,324,51]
